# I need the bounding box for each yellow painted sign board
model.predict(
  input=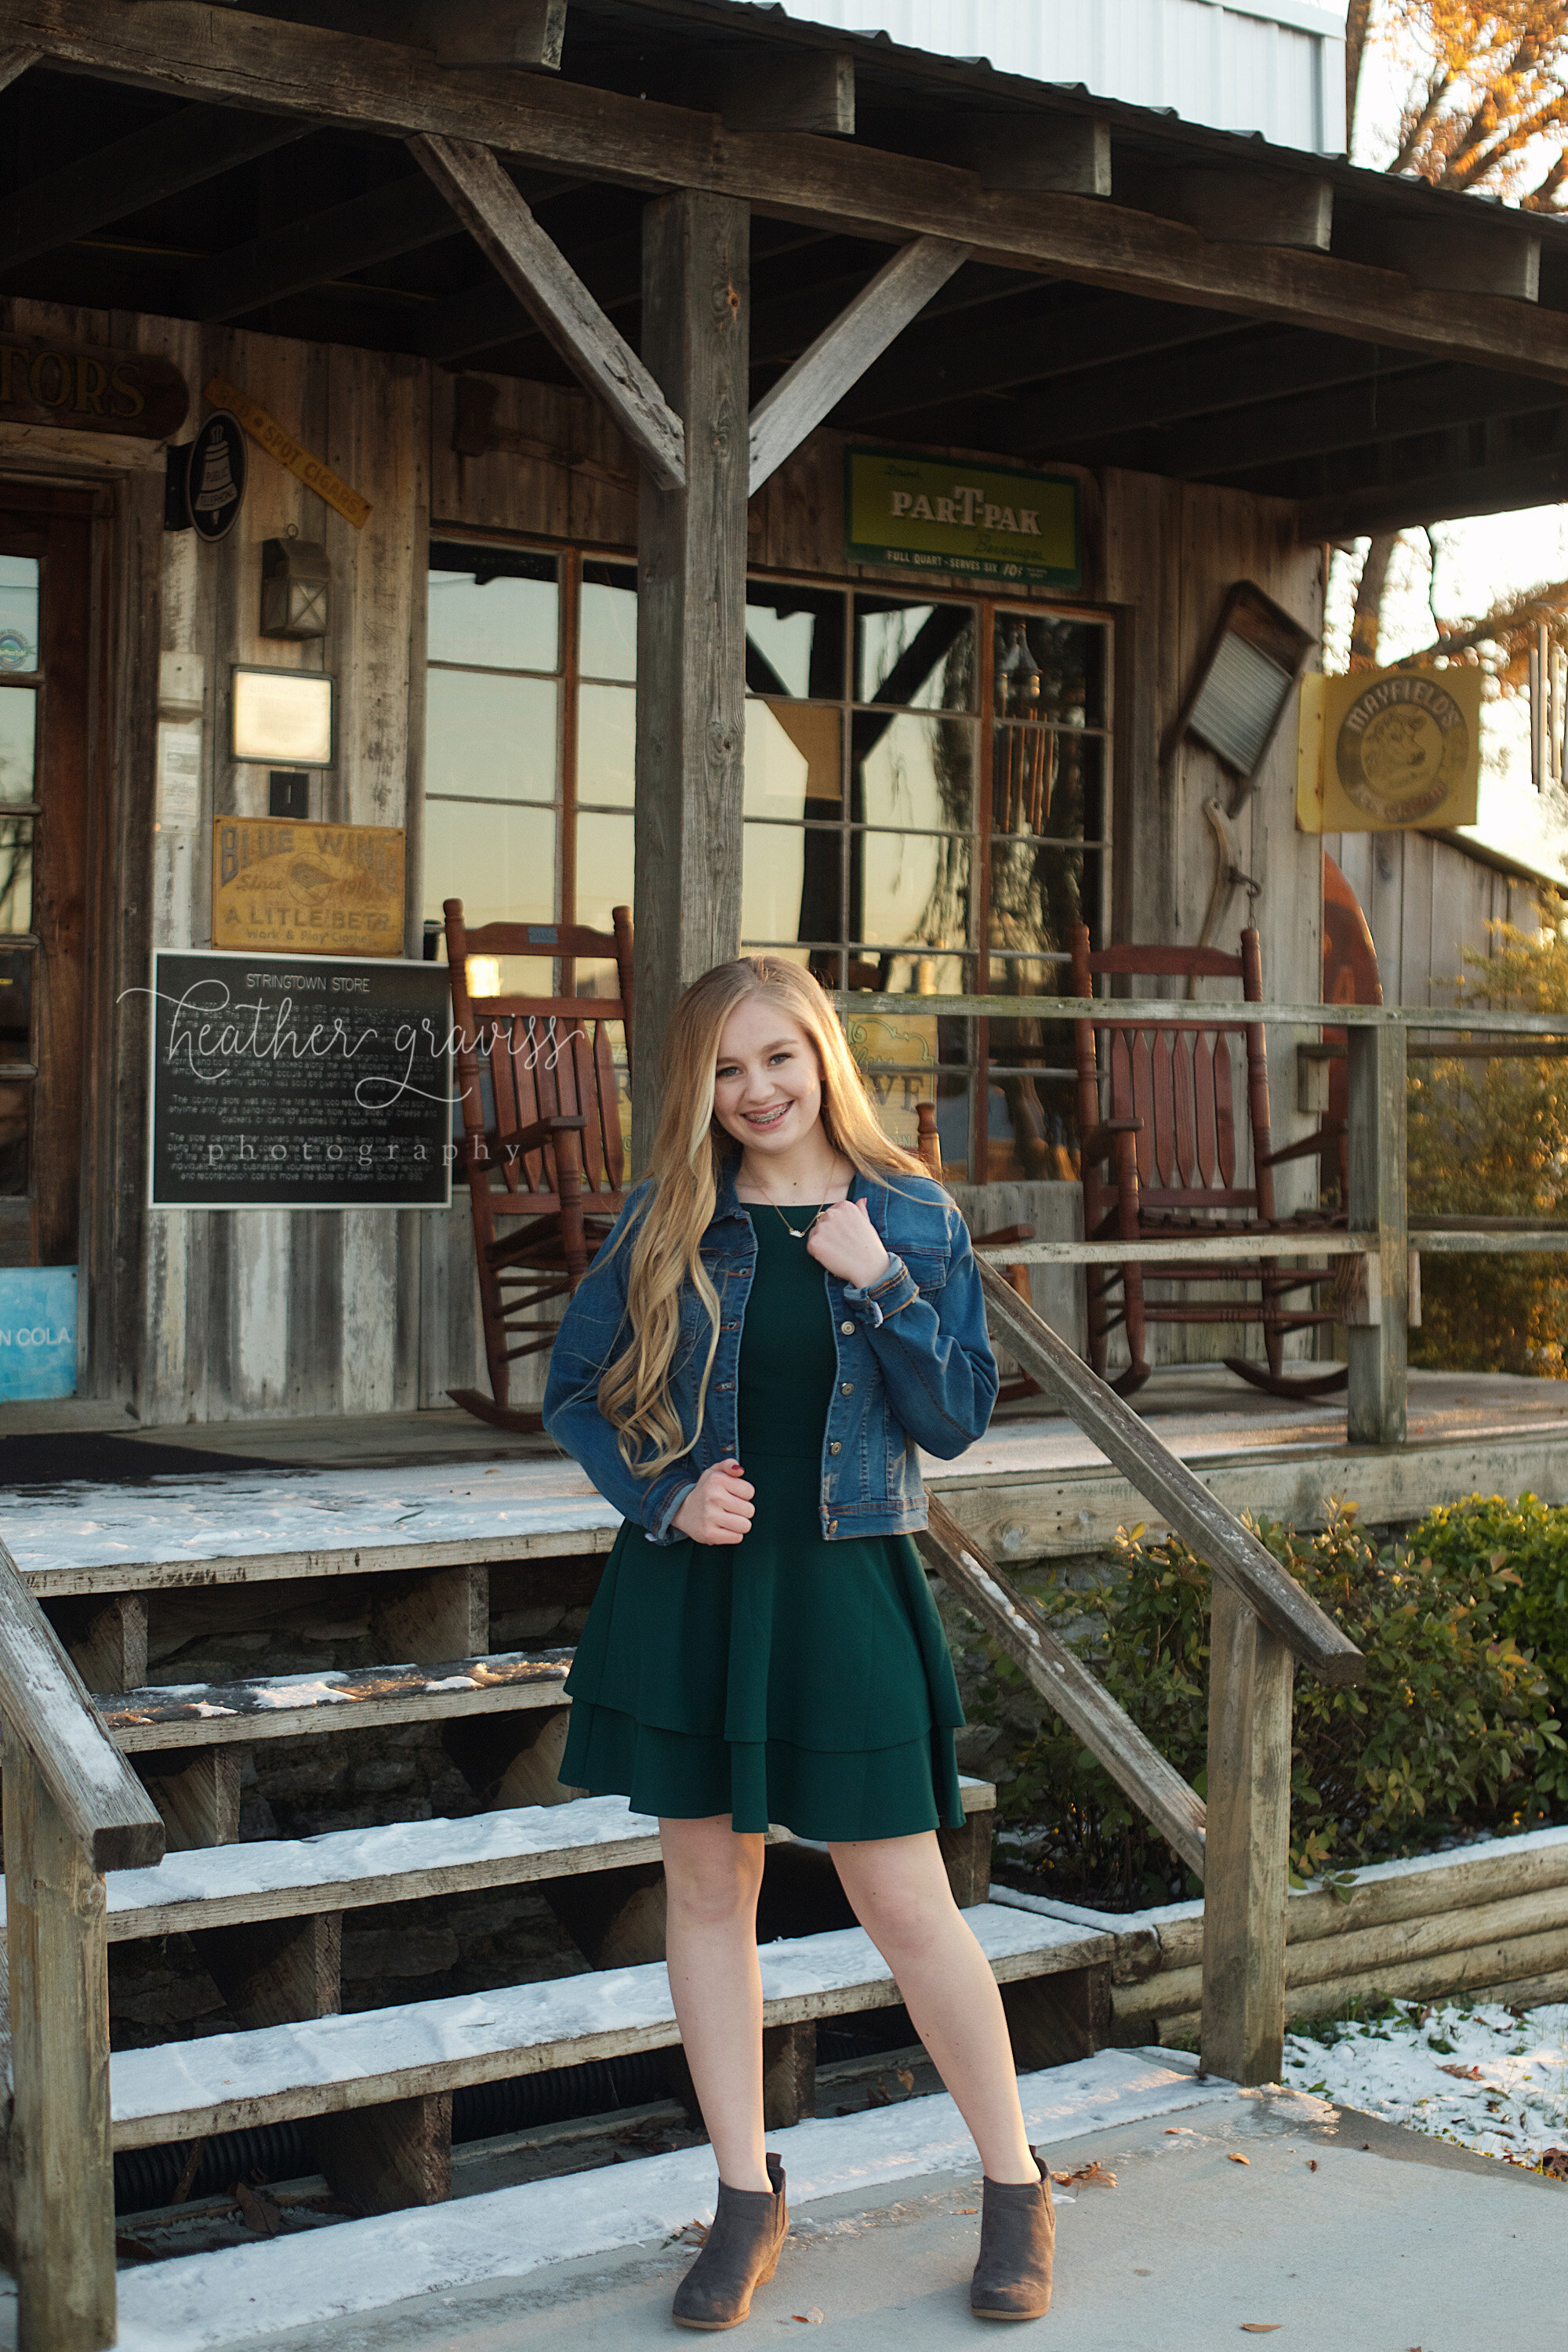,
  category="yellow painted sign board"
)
[1297,667,1482,833]
[845,448,1080,589]
[212,818,405,955]
[205,375,371,530]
